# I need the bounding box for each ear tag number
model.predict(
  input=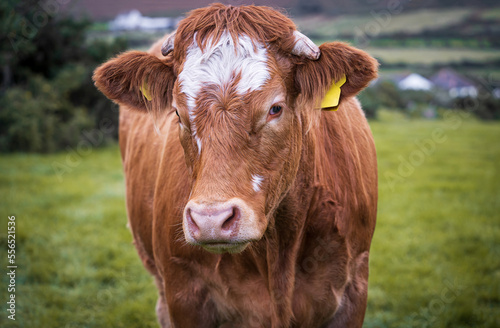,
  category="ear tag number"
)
[320,75,346,111]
